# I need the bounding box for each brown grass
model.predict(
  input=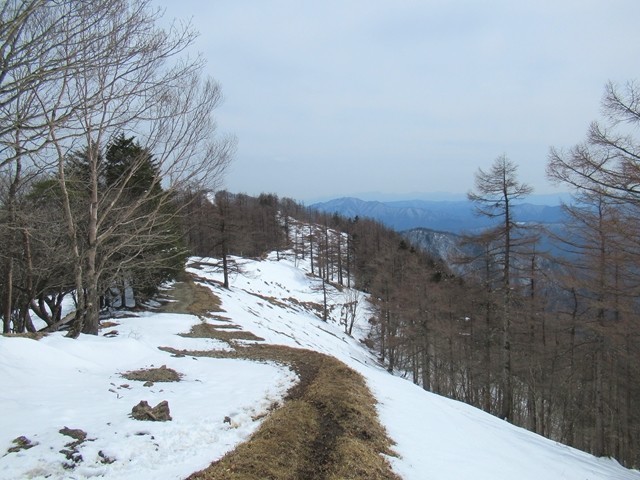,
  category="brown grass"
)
[121,365,182,383]
[179,323,264,343]
[246,292,290,309]
[190,400,320,480]
[168,342,399,480]
[159,274,399,480]
[159,277,223,317]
